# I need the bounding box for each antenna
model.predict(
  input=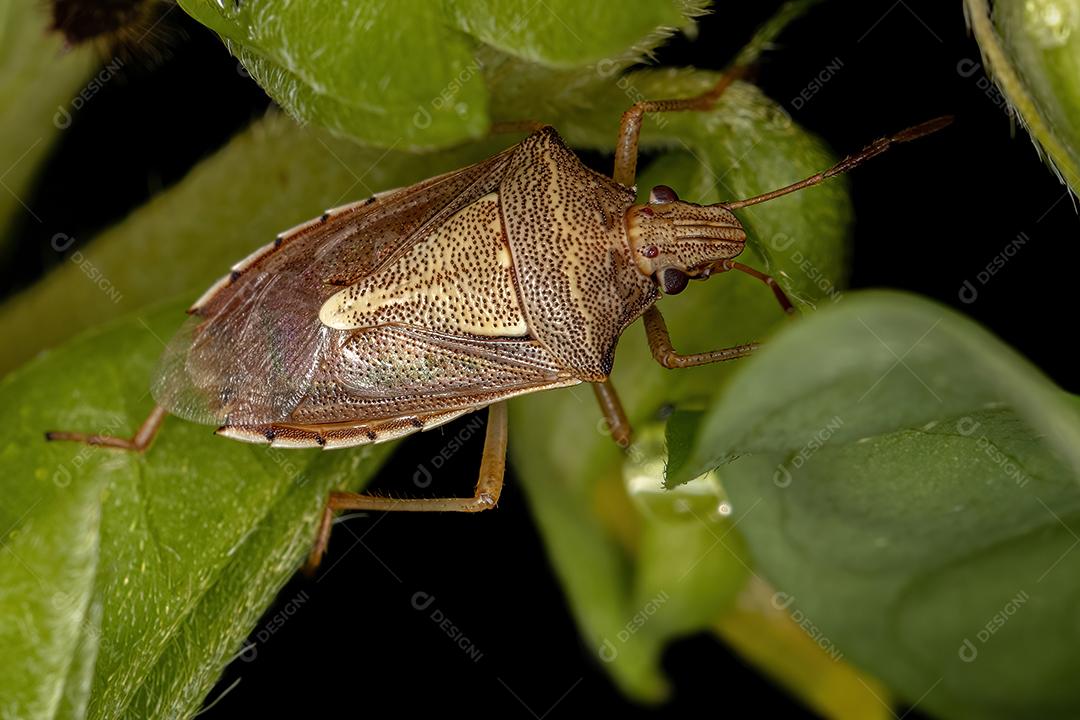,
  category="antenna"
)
[722,116,954,211]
